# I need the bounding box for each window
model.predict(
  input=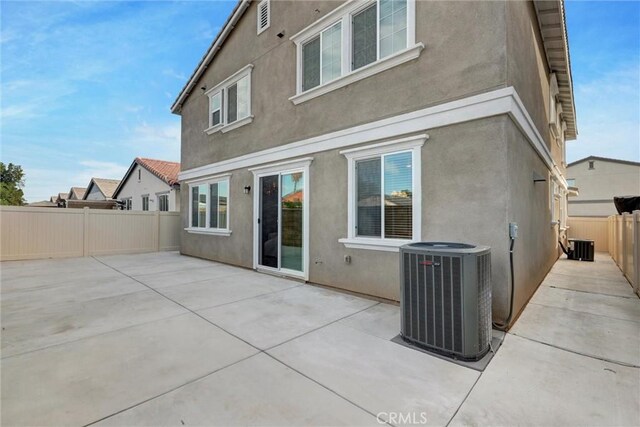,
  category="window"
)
[205,65,253,134]
[123,198,132,210]
[291,0,420,103]
[566,178,576,187]
[588,160,595,170]
[339,134,425,251]
[356,152,412,238]
[142,195,149,211]
[257,0,270,34]
[137,169,141,181]
[188,177,230,233]
[302,22,342,91]
[158,194,169,211]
